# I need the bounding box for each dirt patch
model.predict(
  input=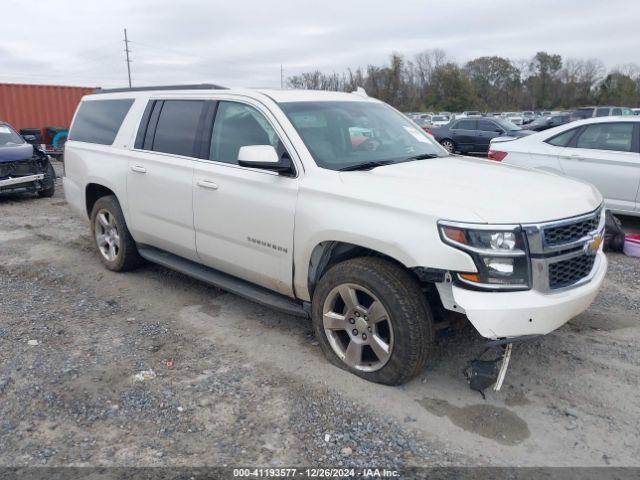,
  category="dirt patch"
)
[417,398,530,446]
[504,389,531,407]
